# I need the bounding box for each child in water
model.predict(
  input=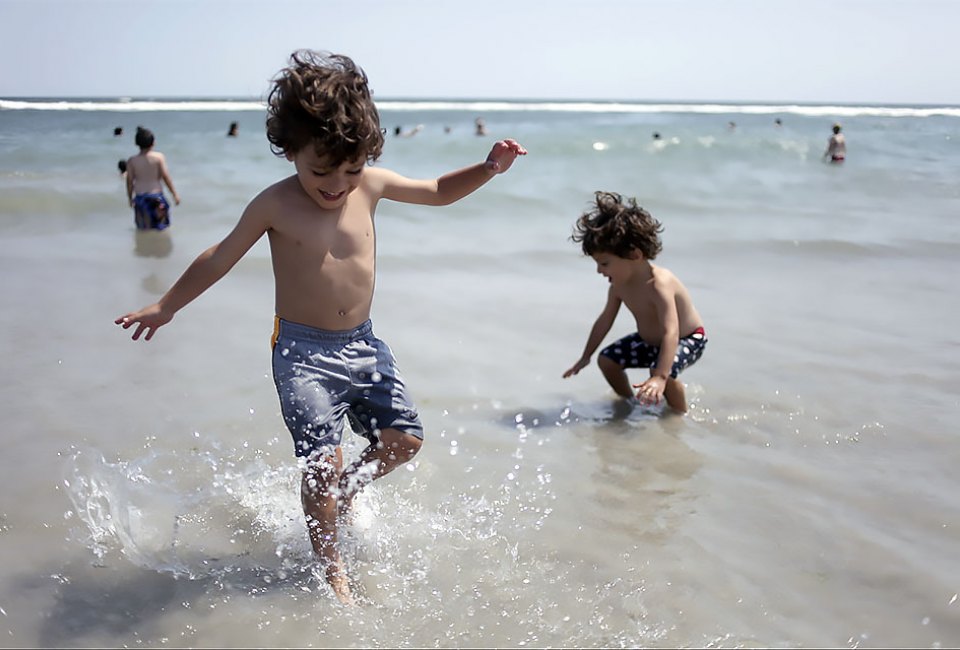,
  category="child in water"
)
[116,50,526,603]
[126,126,180,230]
[563,192,706,413]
